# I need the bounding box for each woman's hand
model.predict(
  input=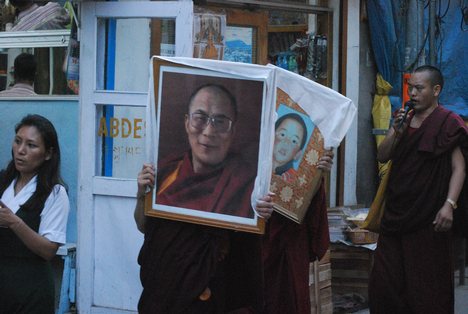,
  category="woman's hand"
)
[255,192,275,220]
[0,200,58,260]
[0,201,21,229]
